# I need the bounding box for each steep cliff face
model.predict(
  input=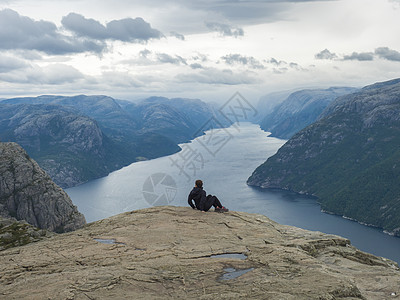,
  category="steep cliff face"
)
[248,79,400,236]
[0,206,399,299]
[0,142,86,232]
[259,87,357,139]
